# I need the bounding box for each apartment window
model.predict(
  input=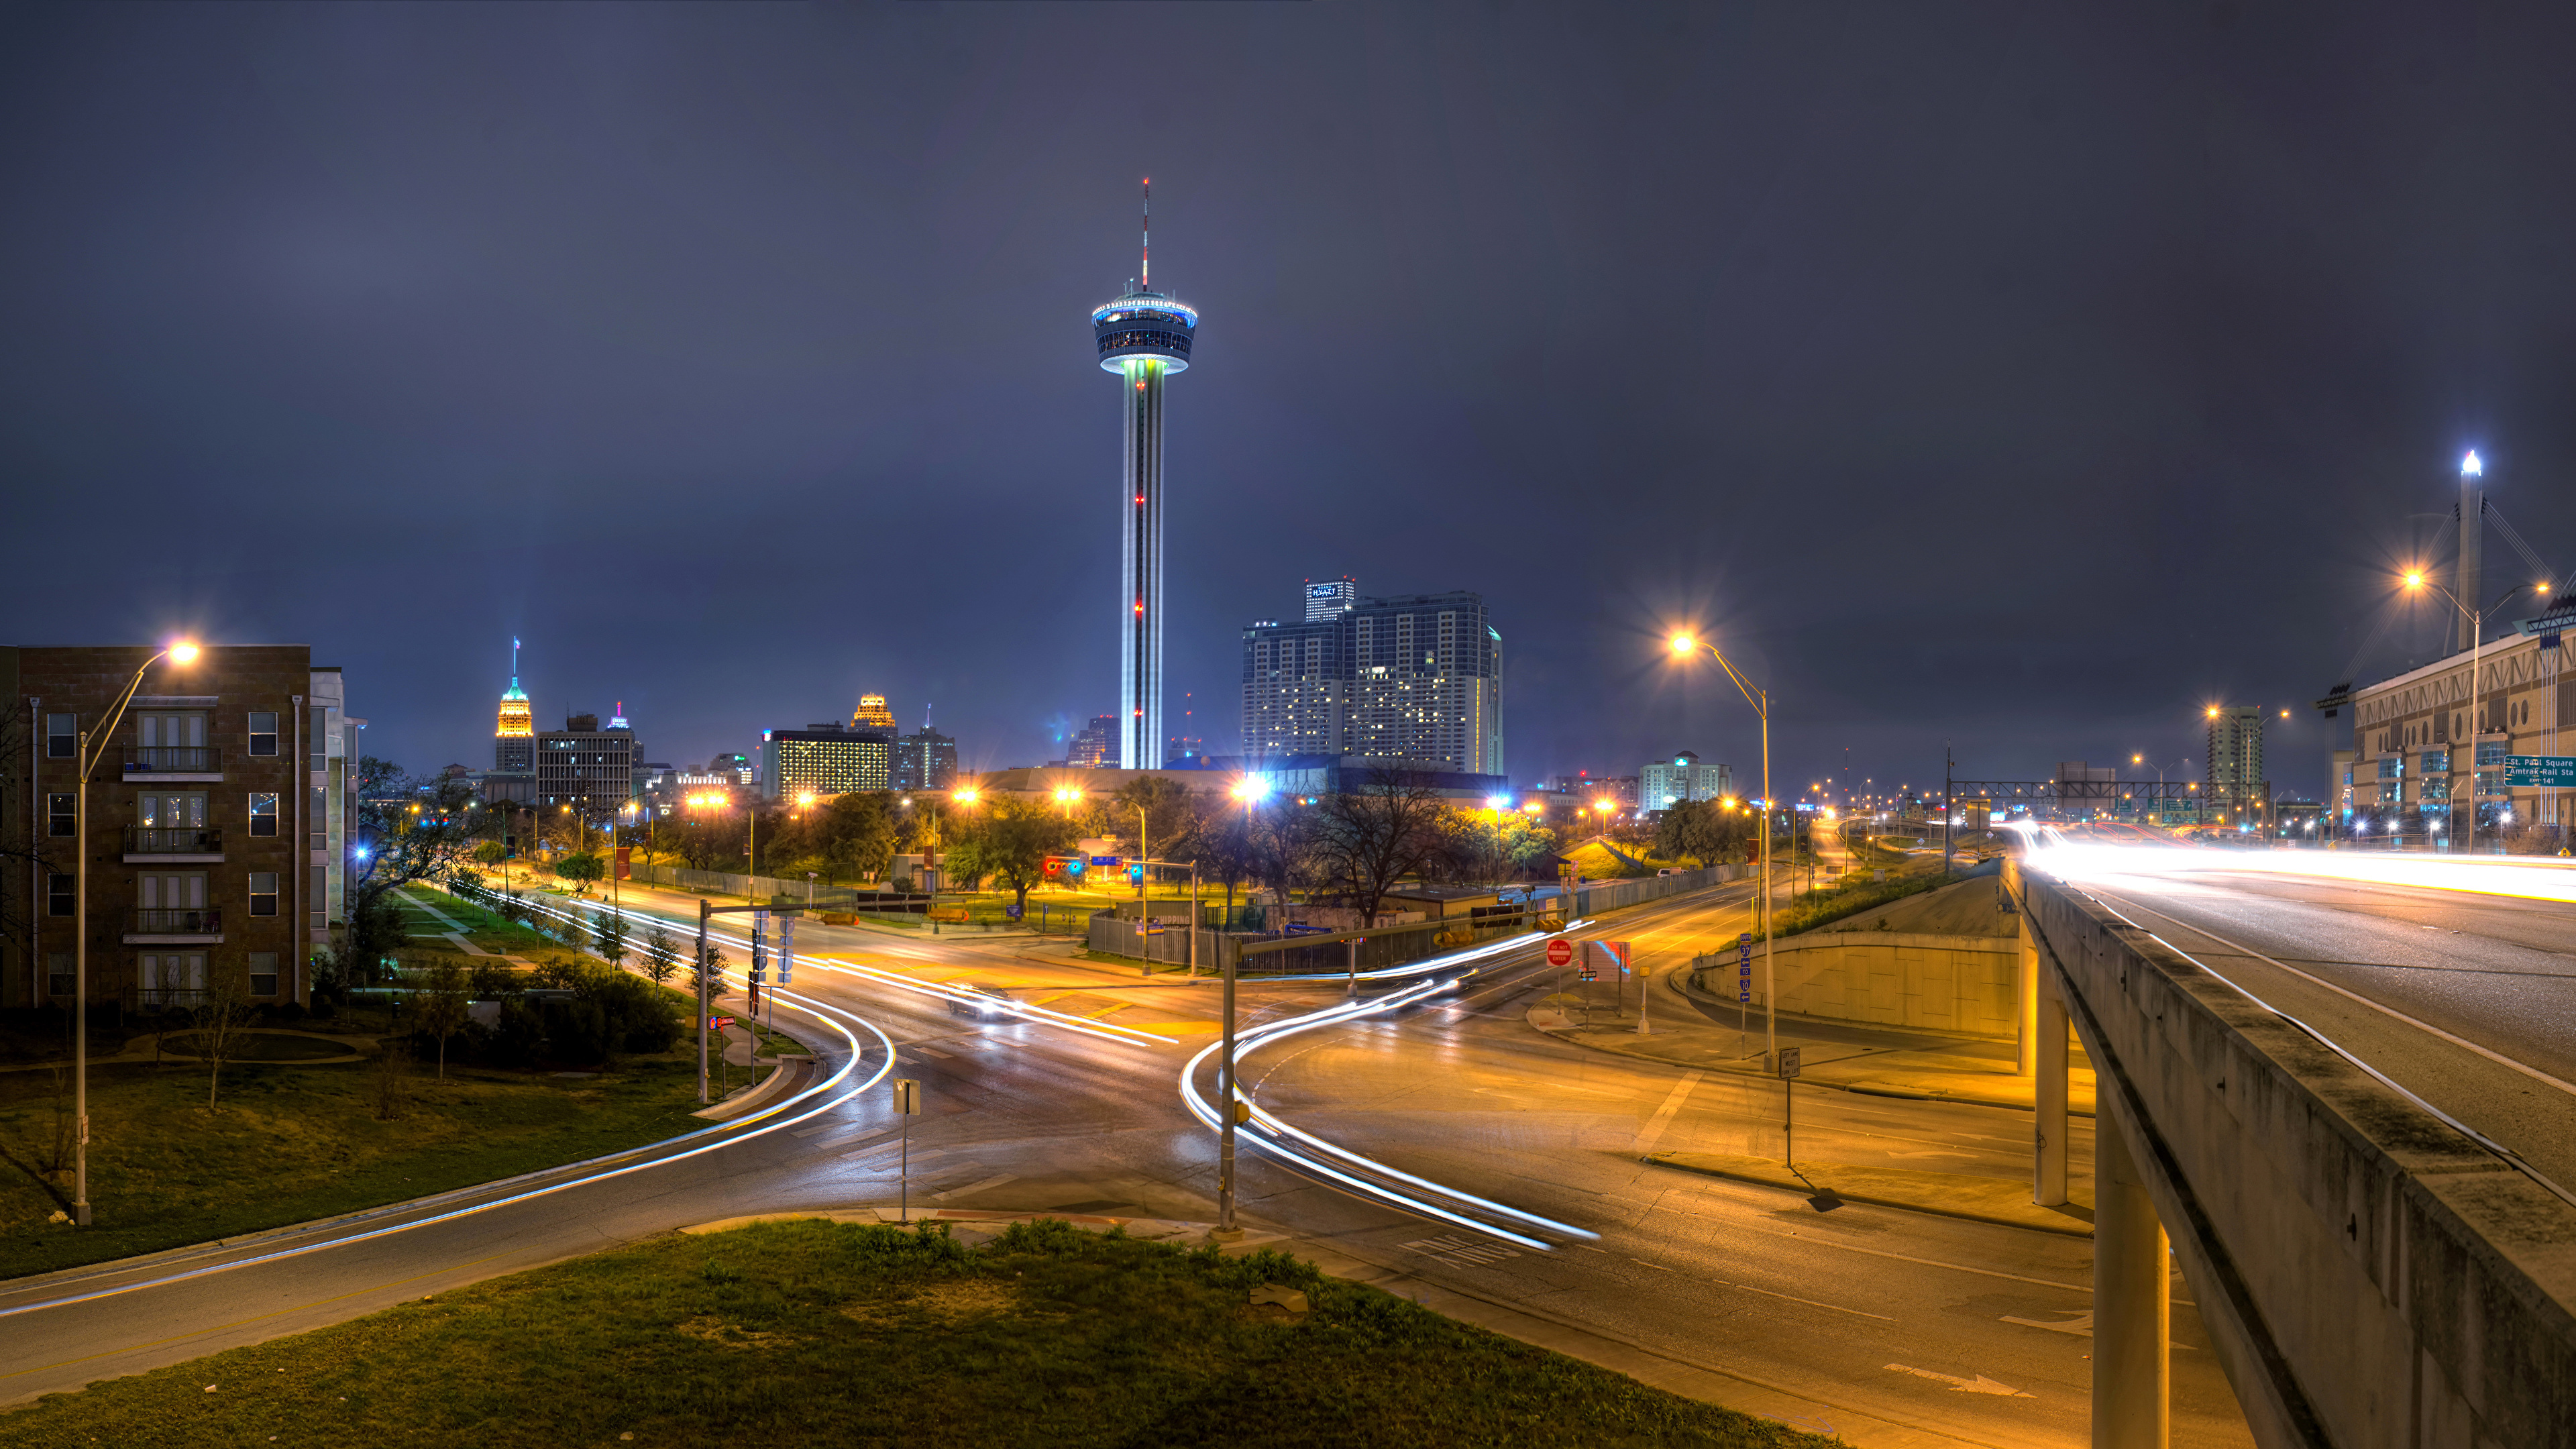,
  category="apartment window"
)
[48,794,74,837]
[248,951,280,998]
[46,713,75,758]
[309,707,328,771]
[249,792,278,837]
[311,785,328,847]
[248,712,278,757]
[48,873,73,916]
[140,952,207,999]
[140,873,209,911]
[139,792,207,828]
[47,951,74,998]
[310,863,328,928]
[136,712,207,749]
[249,871,279,916]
